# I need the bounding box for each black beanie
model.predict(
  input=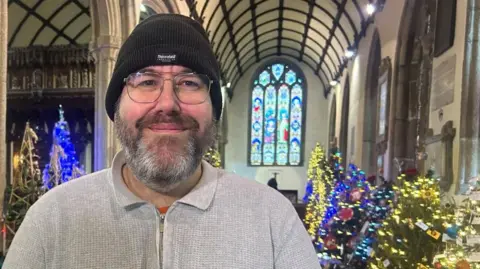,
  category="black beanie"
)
[105,14,222,121]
